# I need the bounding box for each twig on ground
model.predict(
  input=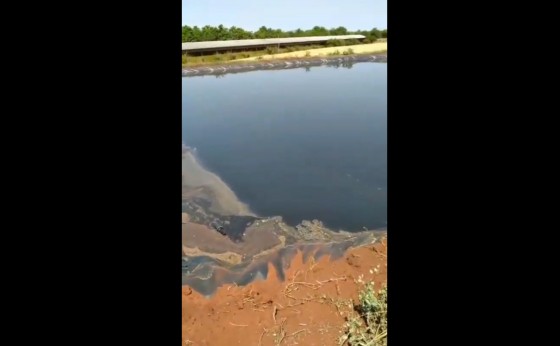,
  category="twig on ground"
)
[287,282,321,289]
[287,329,308,338]
[258,329,267,346]
[305,257,319,280]
[275,318,287,345]
[229,322,249,327]
[316,276,347,285]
